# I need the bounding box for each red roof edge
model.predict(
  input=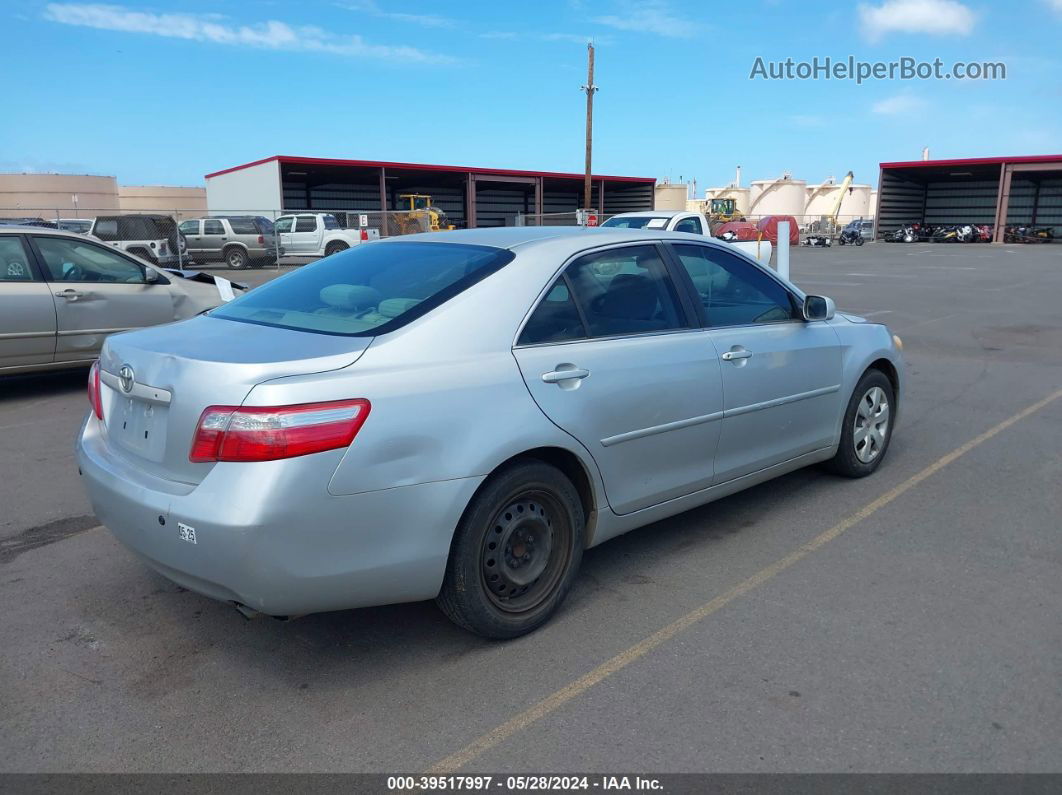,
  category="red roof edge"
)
[205,155,656,183]
[880,154,1062,169]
